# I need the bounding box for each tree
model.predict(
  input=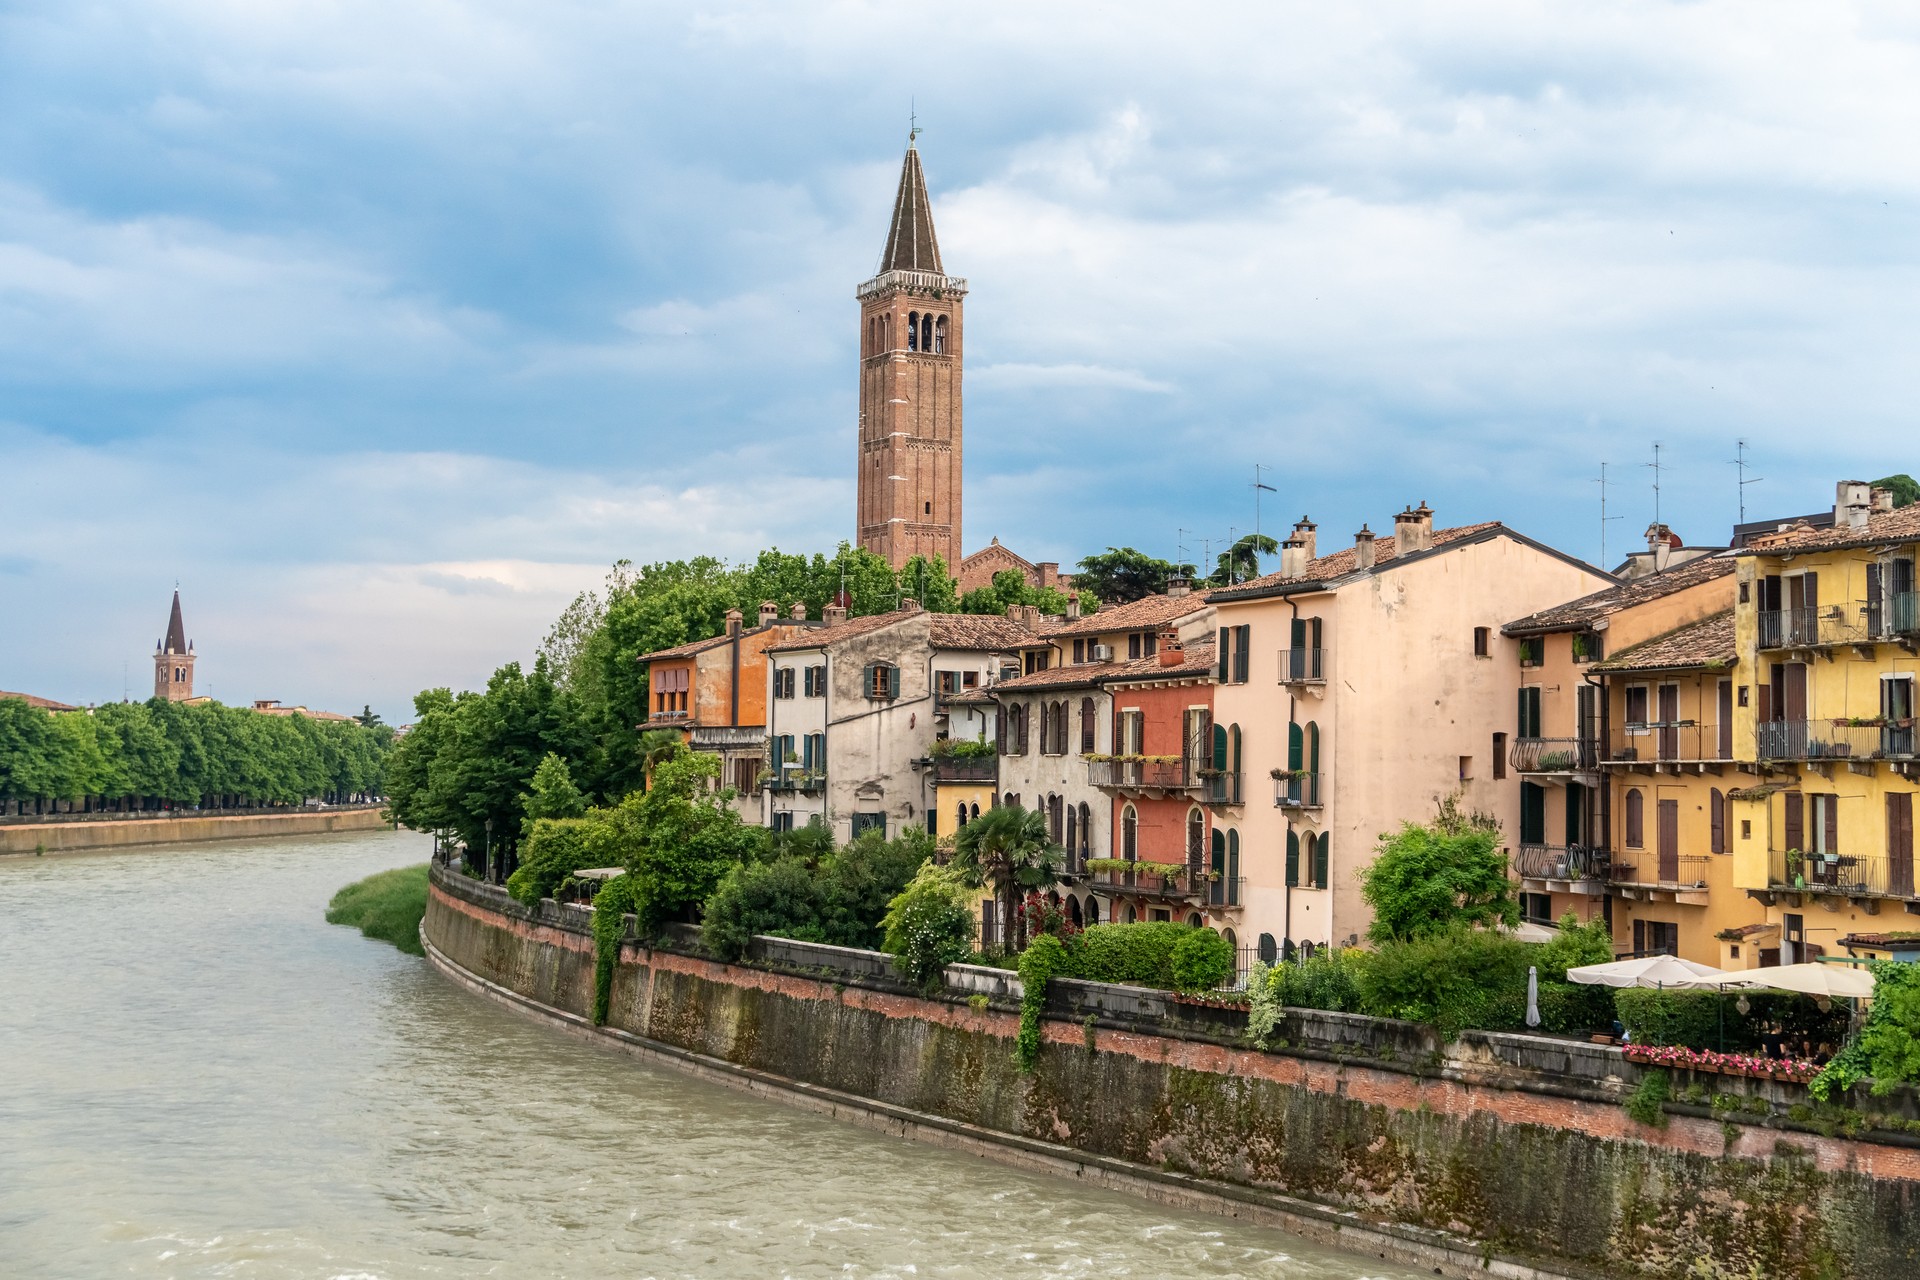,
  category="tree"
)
[590,750,762,932]
[898,554,961,613]
[1206,533,1280,586]
[950,803,1061,951]
[960,569,1094,618]
[1872,474,1920,509]
[881,861,977,986]
[1360,797,1516,943]
[1074,547,1196,604]
[354,705,384,729]
[520,751,586,833]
